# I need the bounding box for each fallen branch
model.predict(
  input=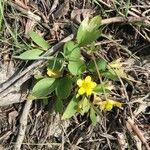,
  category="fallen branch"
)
[13,100,32,150]
[126,117,150,150]
[116,132,127,150]
[101,16,150,26]
[7,1,41,22]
